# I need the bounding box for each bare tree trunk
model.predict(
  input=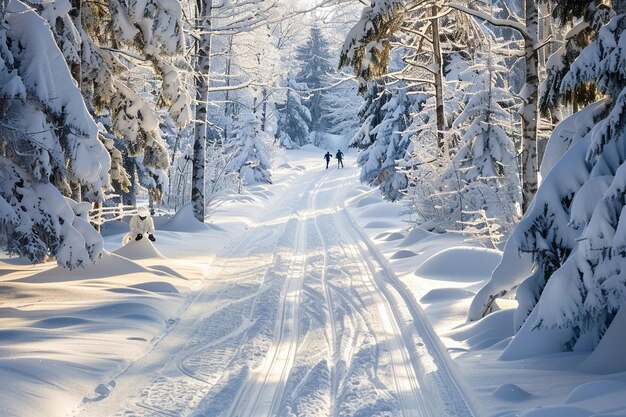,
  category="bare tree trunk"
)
[224,35,234,141]
[431,4,446,154]
[521,0,540,212]
[261,88,268,131]
[122,155,137,207]
[191,0,213,222]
